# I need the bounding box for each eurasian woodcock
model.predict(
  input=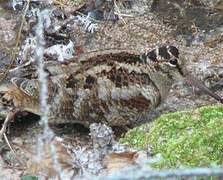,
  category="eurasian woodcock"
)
[0,46,222,127]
